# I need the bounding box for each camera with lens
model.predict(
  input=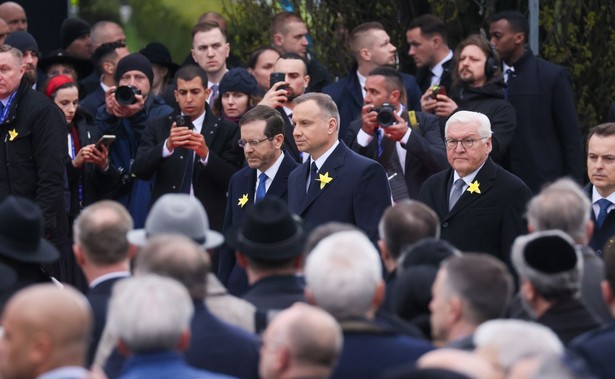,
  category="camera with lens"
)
[115,85,142,106]
[373,103,396,128]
